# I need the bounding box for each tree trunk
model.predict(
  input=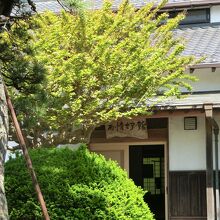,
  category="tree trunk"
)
[0,0,14,17]
[0,76,9,219]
